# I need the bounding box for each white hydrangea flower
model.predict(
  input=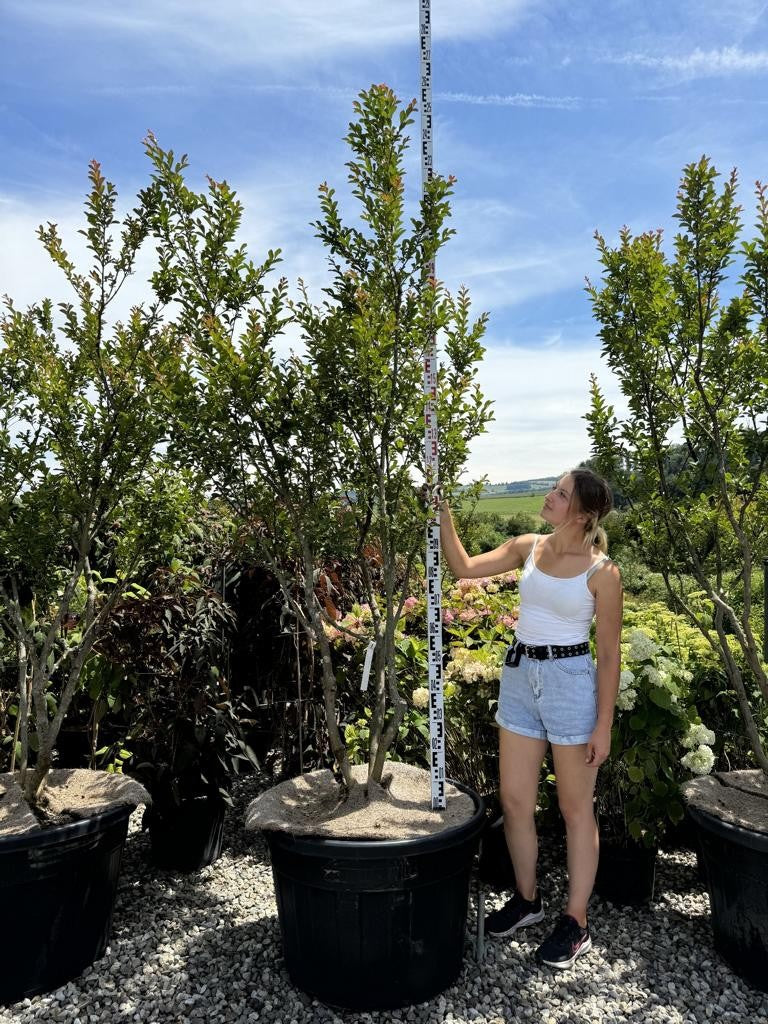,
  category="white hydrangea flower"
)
[680,744,715,776]
[619,669,636,692]
[411,687,430,709]
[656,668,682,695]
[627,628,659,663]
[682,723,716,749]
[445,647,501,685]
[616,688,638,712]
[643,665,662,687]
